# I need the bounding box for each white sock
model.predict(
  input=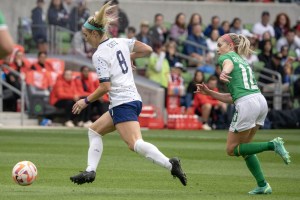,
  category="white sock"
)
[86,128,103,172]
[134,139,172,170]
